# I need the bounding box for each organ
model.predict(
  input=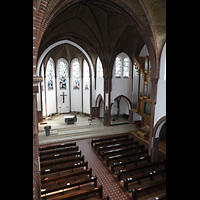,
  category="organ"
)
[132,56,151,139]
